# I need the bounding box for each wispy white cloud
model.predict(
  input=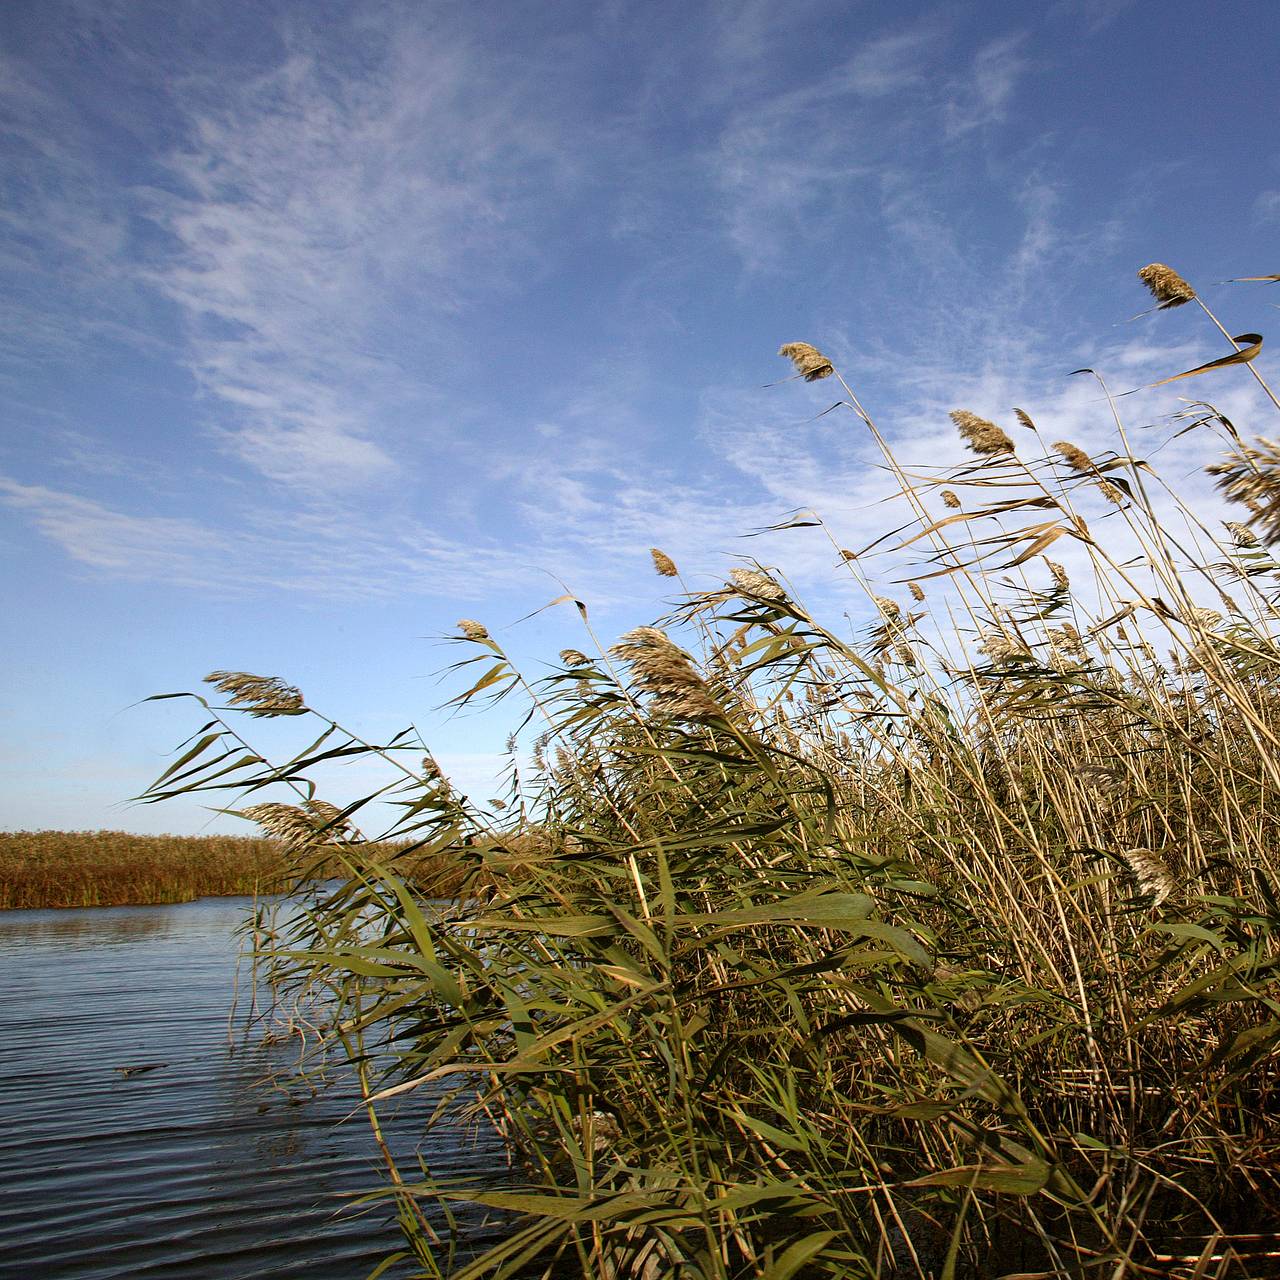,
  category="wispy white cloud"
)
[0,476,521,599]
[132,19,587,490]
[843,29,941,98]
[1253,190,1280,226]
[942,33,1029,139]
[705,21,1035,273]
[0,479,227,582]
[705,25,947,270]
[1049,0,1139,35]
